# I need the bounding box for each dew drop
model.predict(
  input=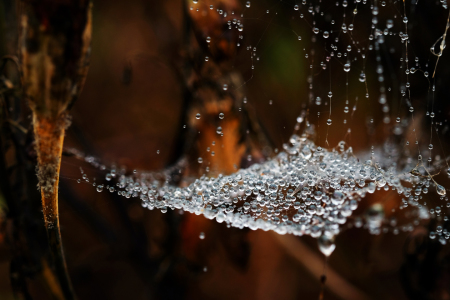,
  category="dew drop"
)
[344,63,350,72]
[437,184,446,196]
[318,234,336,257]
